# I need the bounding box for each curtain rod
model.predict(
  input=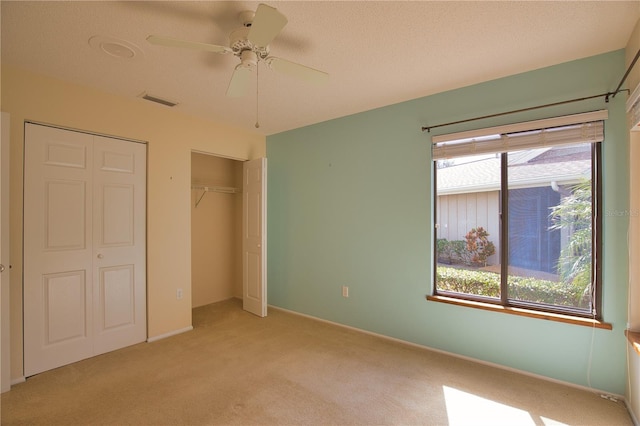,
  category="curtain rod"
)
[422,48,640,133]
[612,48,640,99]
